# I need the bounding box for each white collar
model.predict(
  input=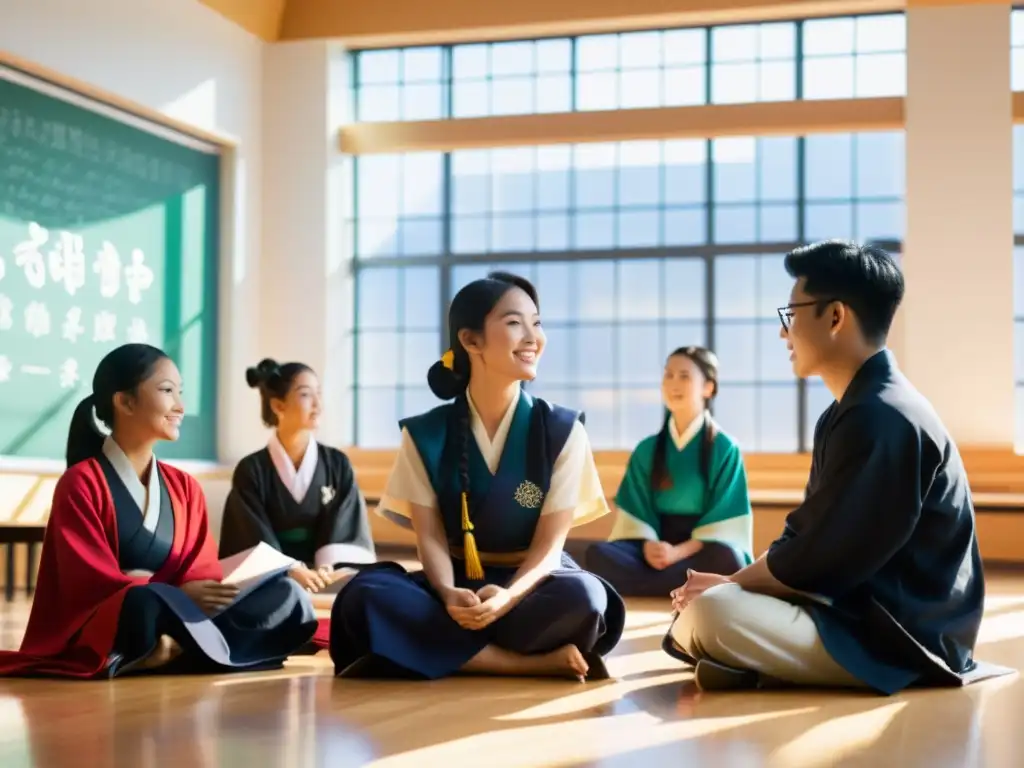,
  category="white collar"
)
[466,387,521,475]
[268,432,319,503]
[102,436,161,532]
[668,411,705,451]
